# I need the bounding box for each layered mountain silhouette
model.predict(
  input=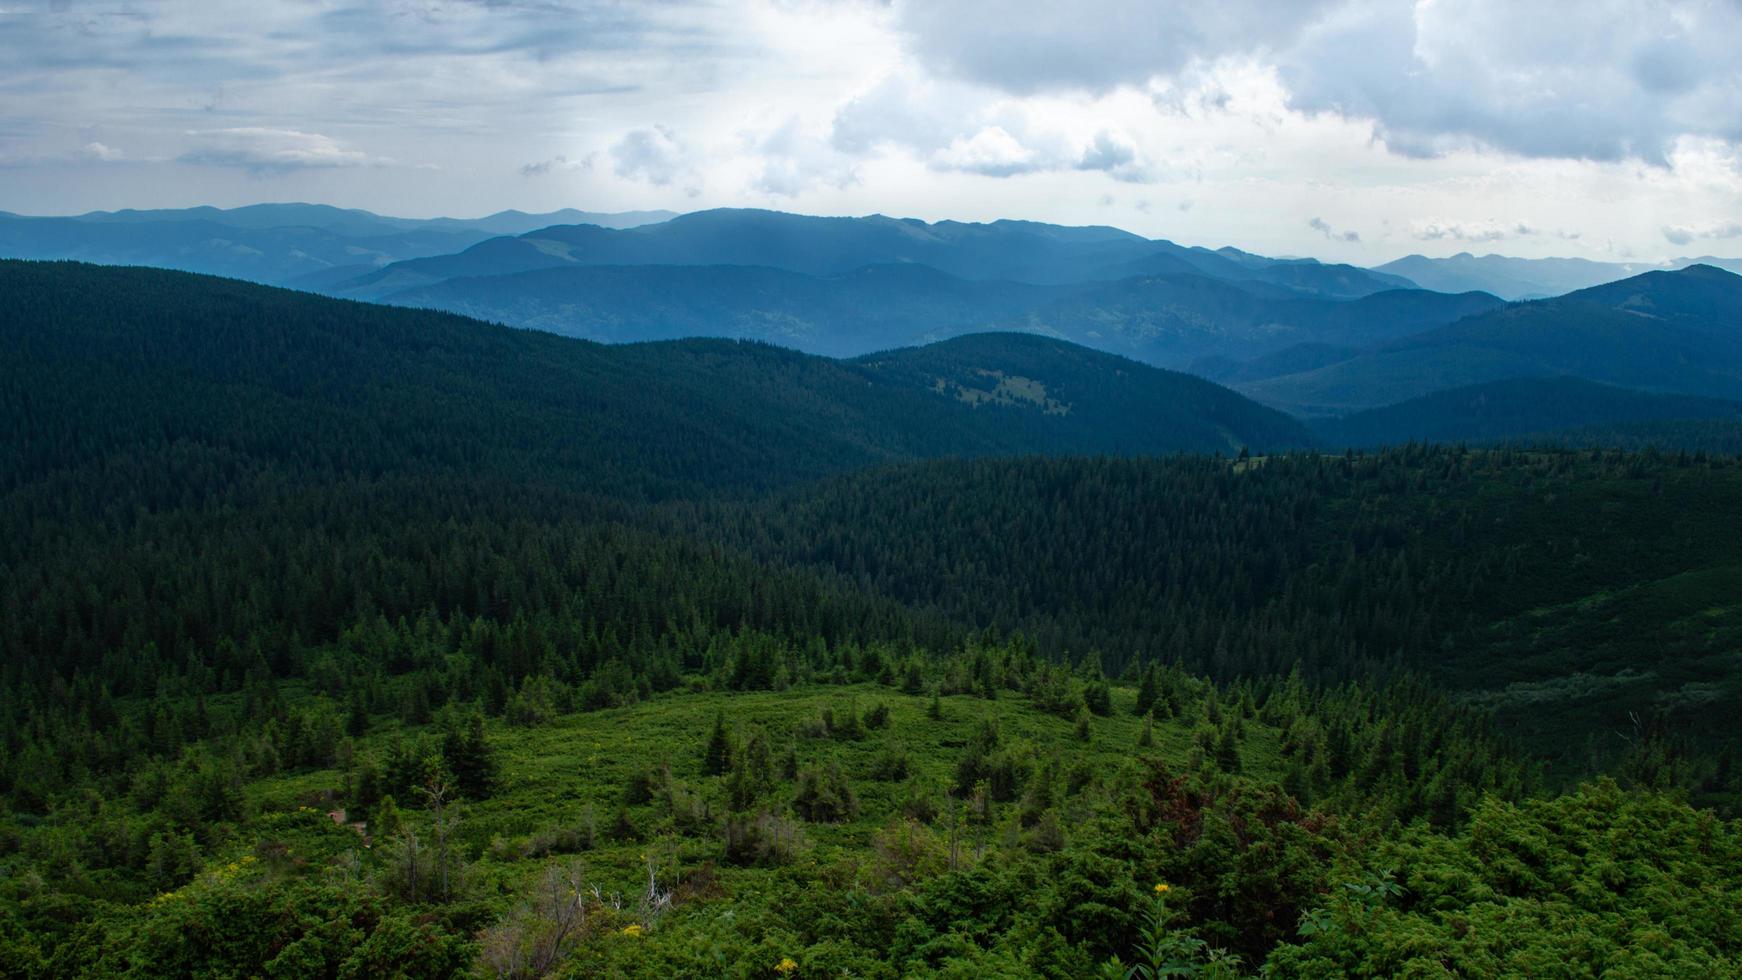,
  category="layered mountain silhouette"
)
[1,261,1310,503]
[1374,251,1742,301]
[5,203,1740,452]
[1241,265,1742,416]
[381,261,1497,365]
[328,207,1414,301]
[0,204,674,288]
